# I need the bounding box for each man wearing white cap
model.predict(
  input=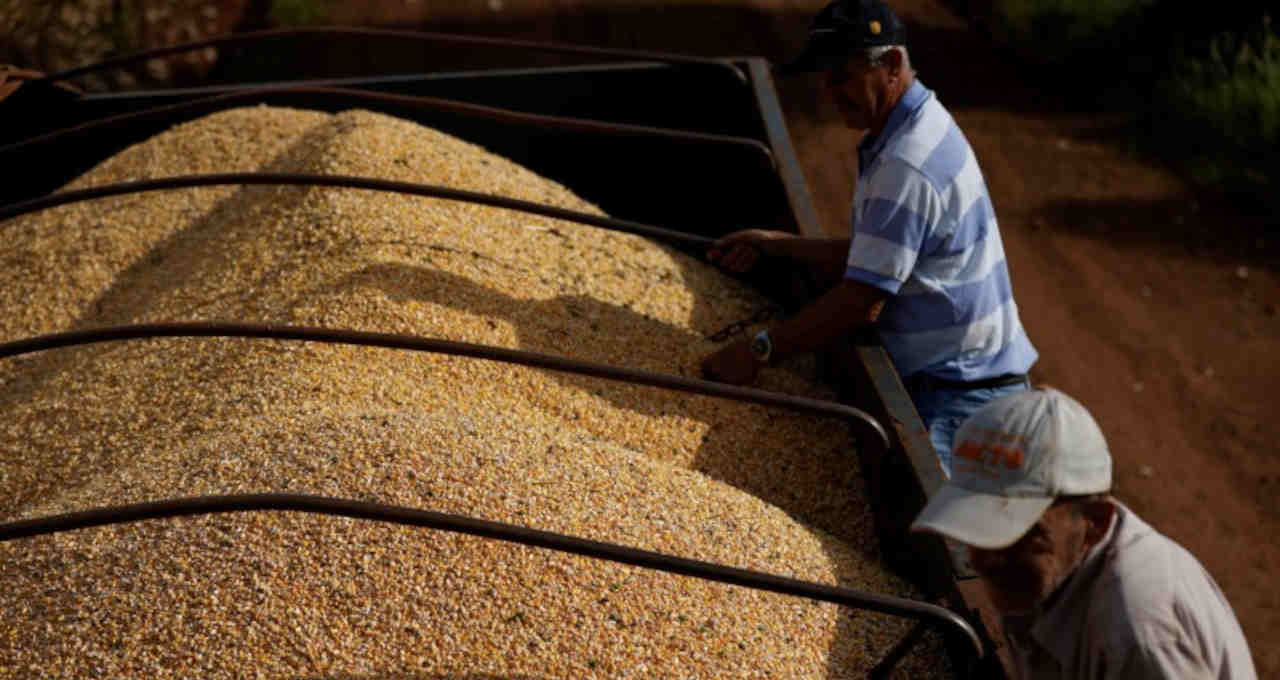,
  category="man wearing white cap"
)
[912,387,1256,679]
